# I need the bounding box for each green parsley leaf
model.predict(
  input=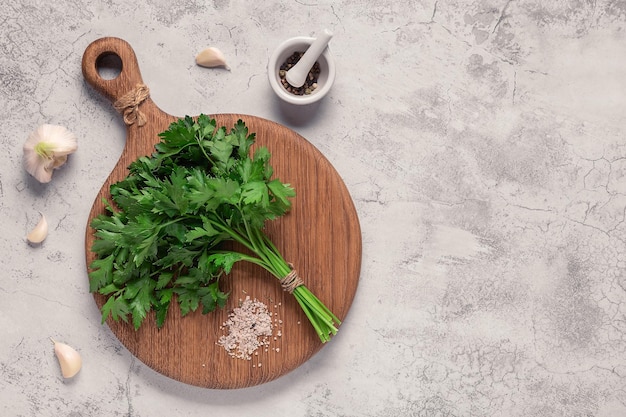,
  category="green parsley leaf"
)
[101,295,130,324]
[89,115,340,342]
[89,255,114,292]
